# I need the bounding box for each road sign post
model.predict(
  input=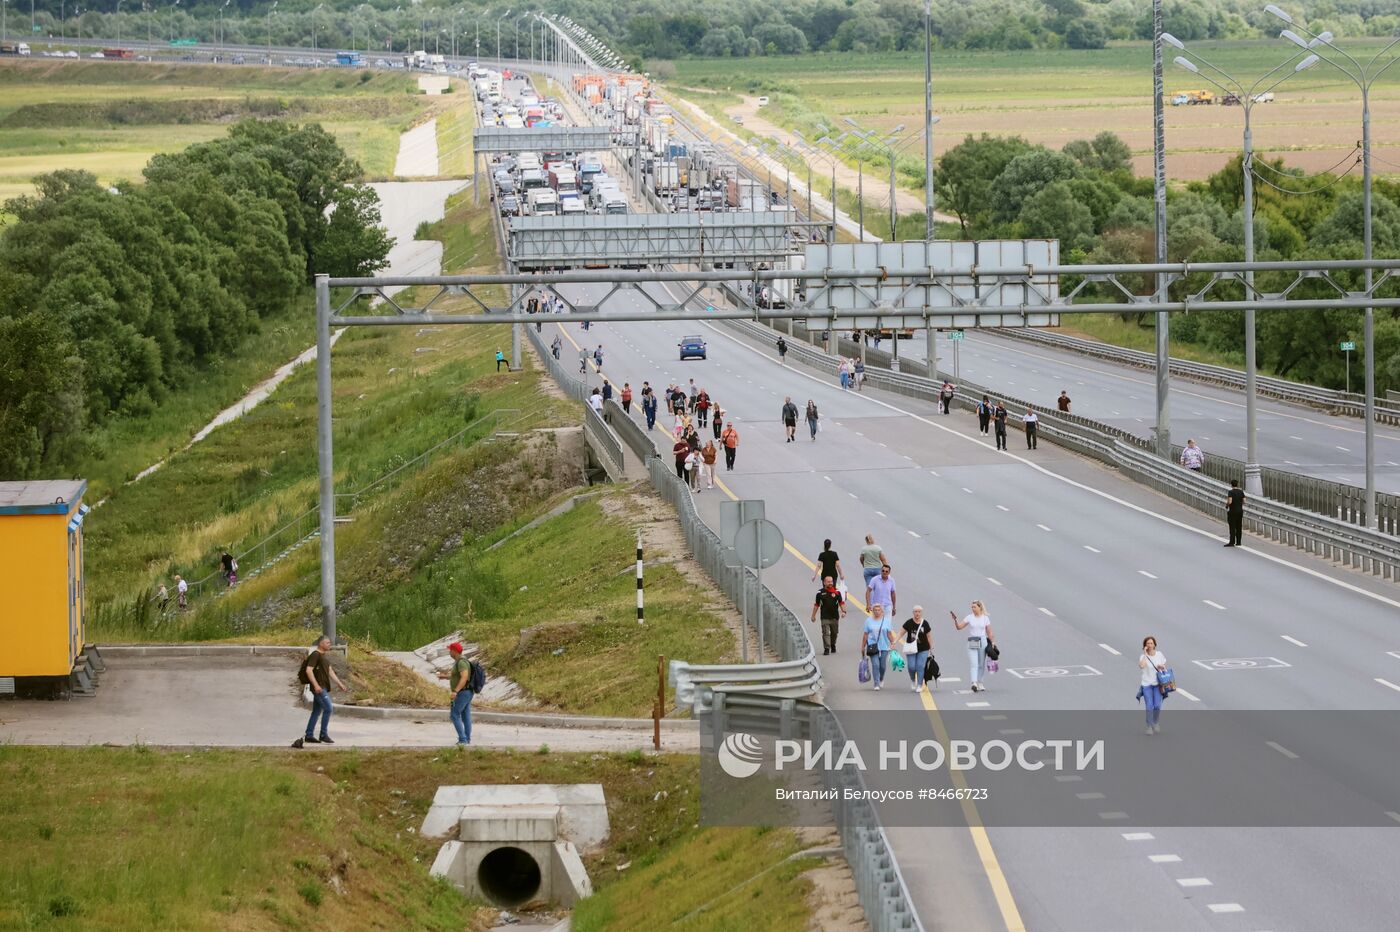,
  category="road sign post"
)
[1341,340,1356,394]
[735,517,783,663]
[948,329,964,383]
